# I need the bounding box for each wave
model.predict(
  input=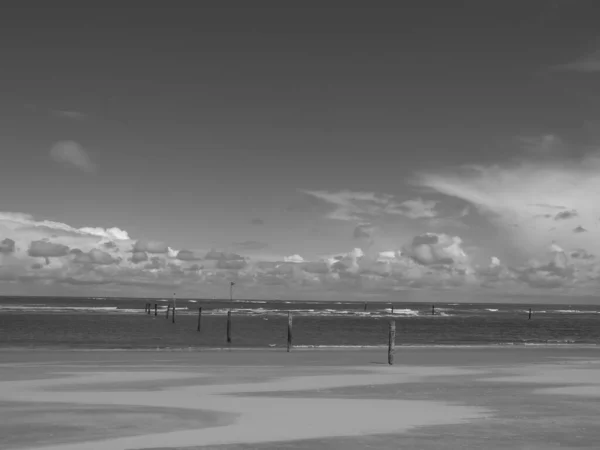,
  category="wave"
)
[0,305,120,312]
